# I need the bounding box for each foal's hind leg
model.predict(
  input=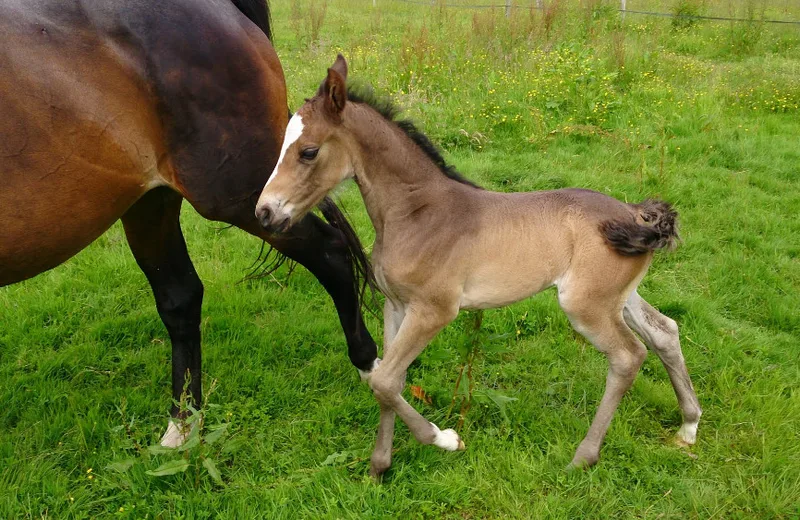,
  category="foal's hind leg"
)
[623,292,701,445]
[122,188,204,447]
[559,291,647,468]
